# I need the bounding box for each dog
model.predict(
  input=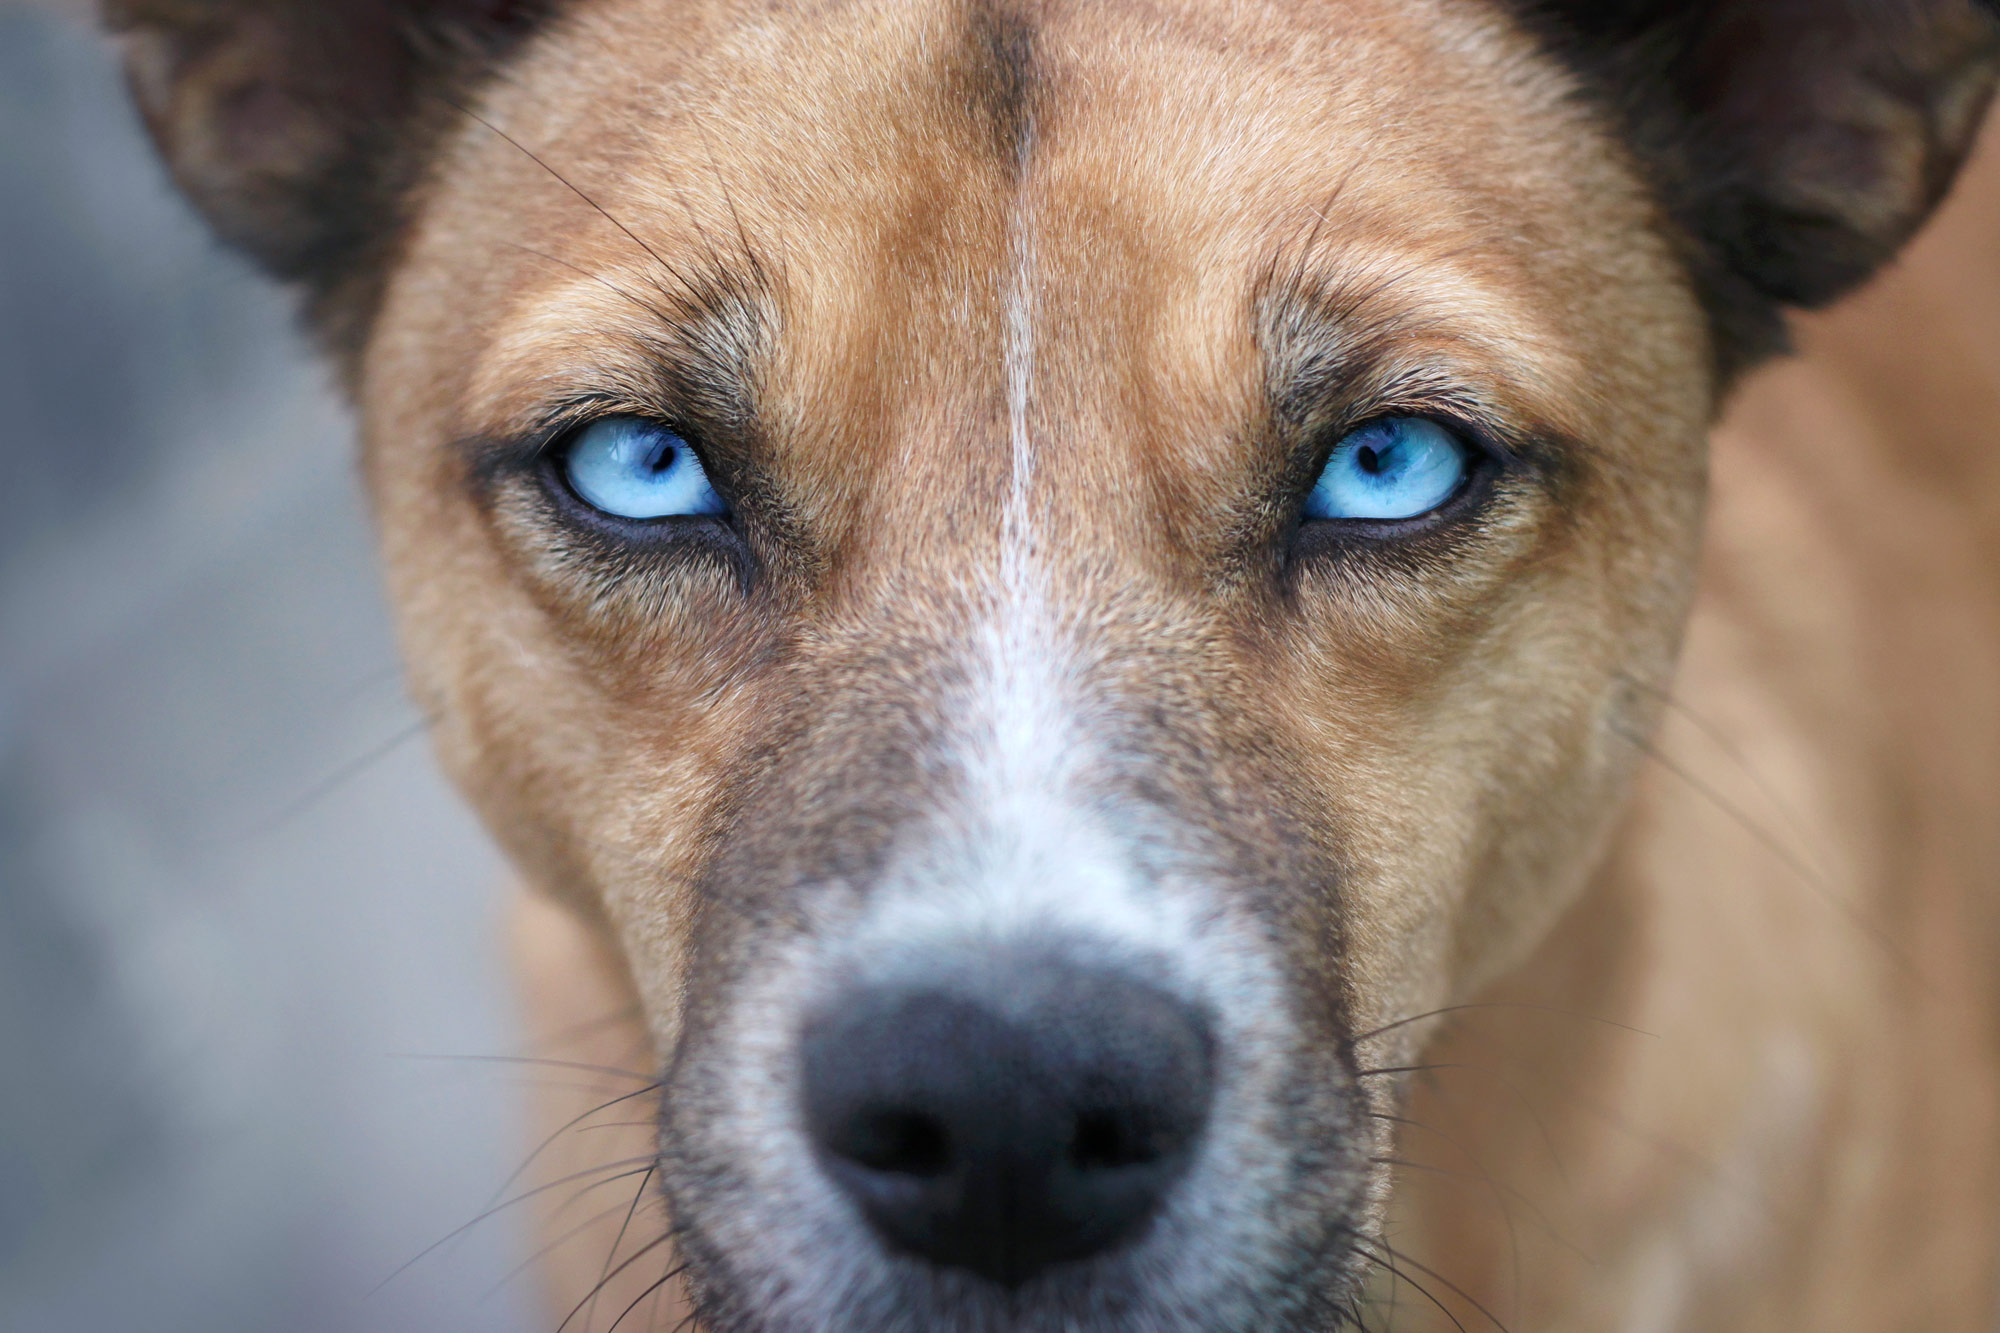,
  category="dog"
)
[106,1,2000,1329]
